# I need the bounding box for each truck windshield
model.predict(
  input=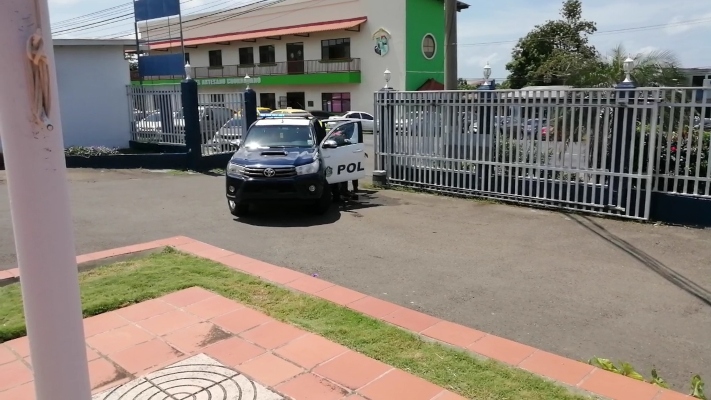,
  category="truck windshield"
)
[243,125,313,148]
